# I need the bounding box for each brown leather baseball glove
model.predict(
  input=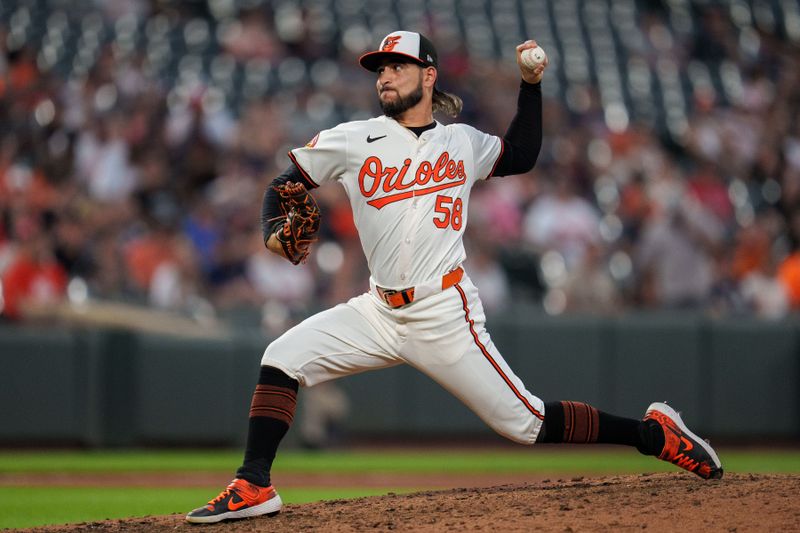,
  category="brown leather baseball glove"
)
[272,181,321,265]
